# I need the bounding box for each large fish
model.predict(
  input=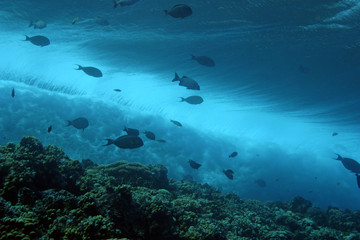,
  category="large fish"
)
[123,127,139,136]
[189,160,201,169]
[29,20,46,29]
[335,154,360,174]
[24,35,50,47]
[223,169,234,180]
[229,152,238,158]
[75,65,103,78]
[164,4,192,18]
[113,0,140,8]
[180,96,203,105]
[172,73,200,90]
[104,135,143,149]
[66,117,89,130]
[191,55,215,67]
